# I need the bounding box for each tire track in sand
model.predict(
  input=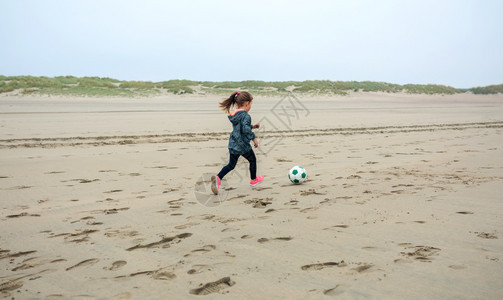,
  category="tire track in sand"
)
[1,121,502,149]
